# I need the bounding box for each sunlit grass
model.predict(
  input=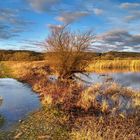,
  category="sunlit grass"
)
[0,60,140,139]
[78,82,140,115]
[70,114,140,140]
[87,60,140,72]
